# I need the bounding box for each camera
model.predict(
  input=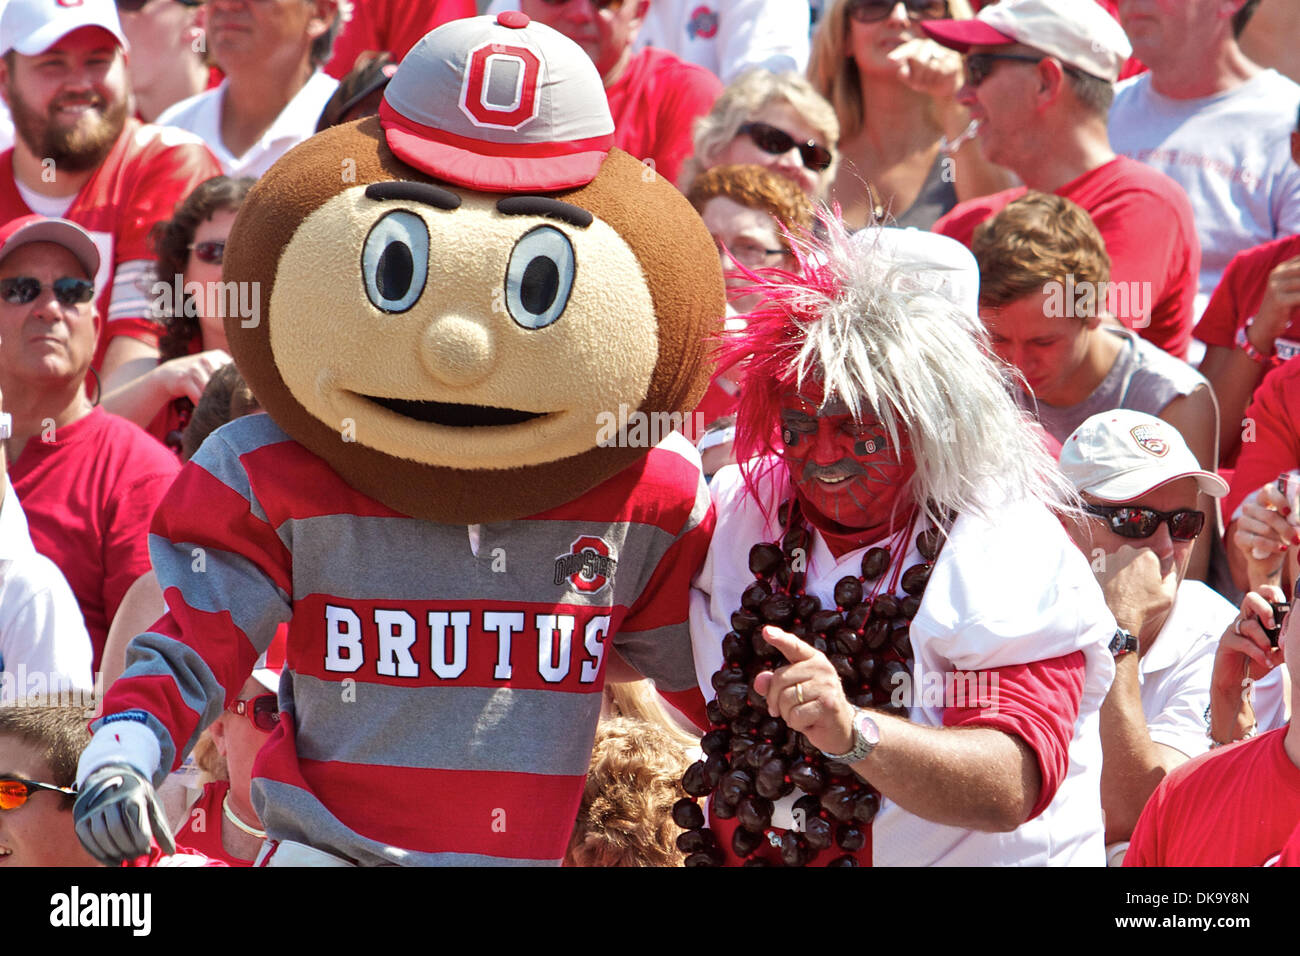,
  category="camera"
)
[1262,601,1290,649]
